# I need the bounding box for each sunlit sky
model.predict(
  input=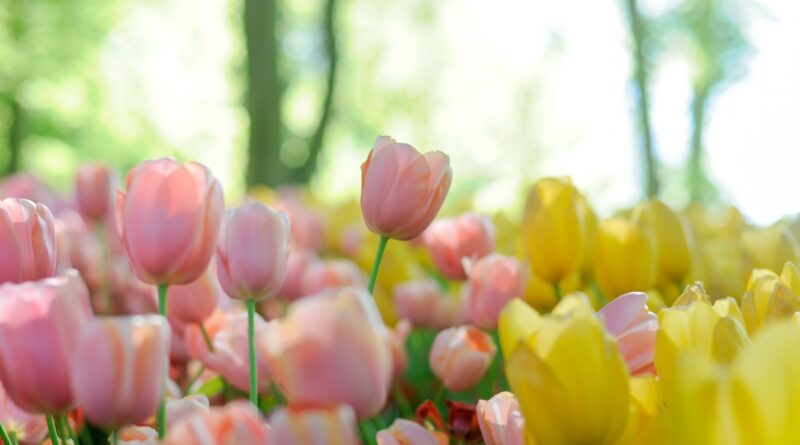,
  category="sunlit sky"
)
[100,0,799,224]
